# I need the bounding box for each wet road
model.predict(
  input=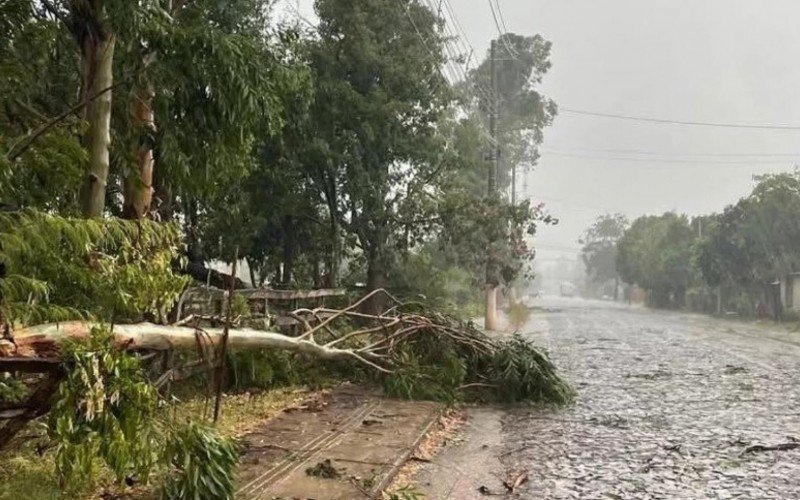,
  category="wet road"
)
[420,298,800,499]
